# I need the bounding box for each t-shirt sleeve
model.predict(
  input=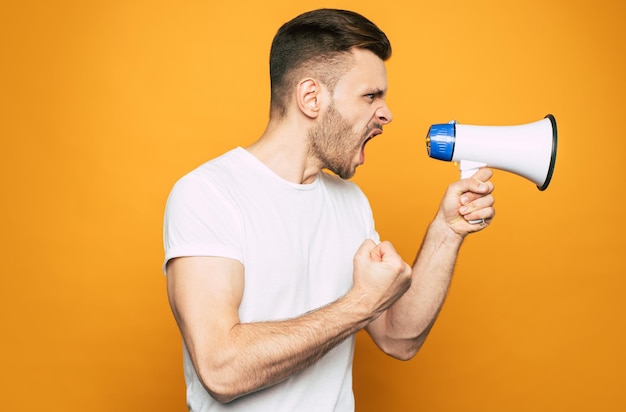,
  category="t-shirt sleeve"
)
[162,172,243,274]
